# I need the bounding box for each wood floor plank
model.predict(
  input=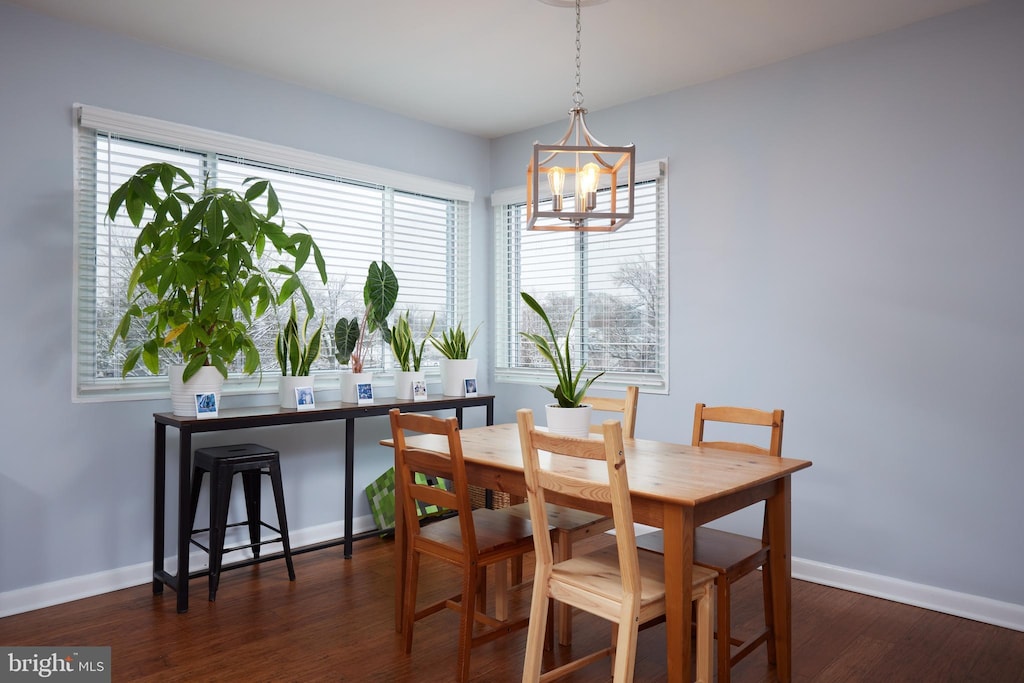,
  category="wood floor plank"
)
[1,535,1022,682]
